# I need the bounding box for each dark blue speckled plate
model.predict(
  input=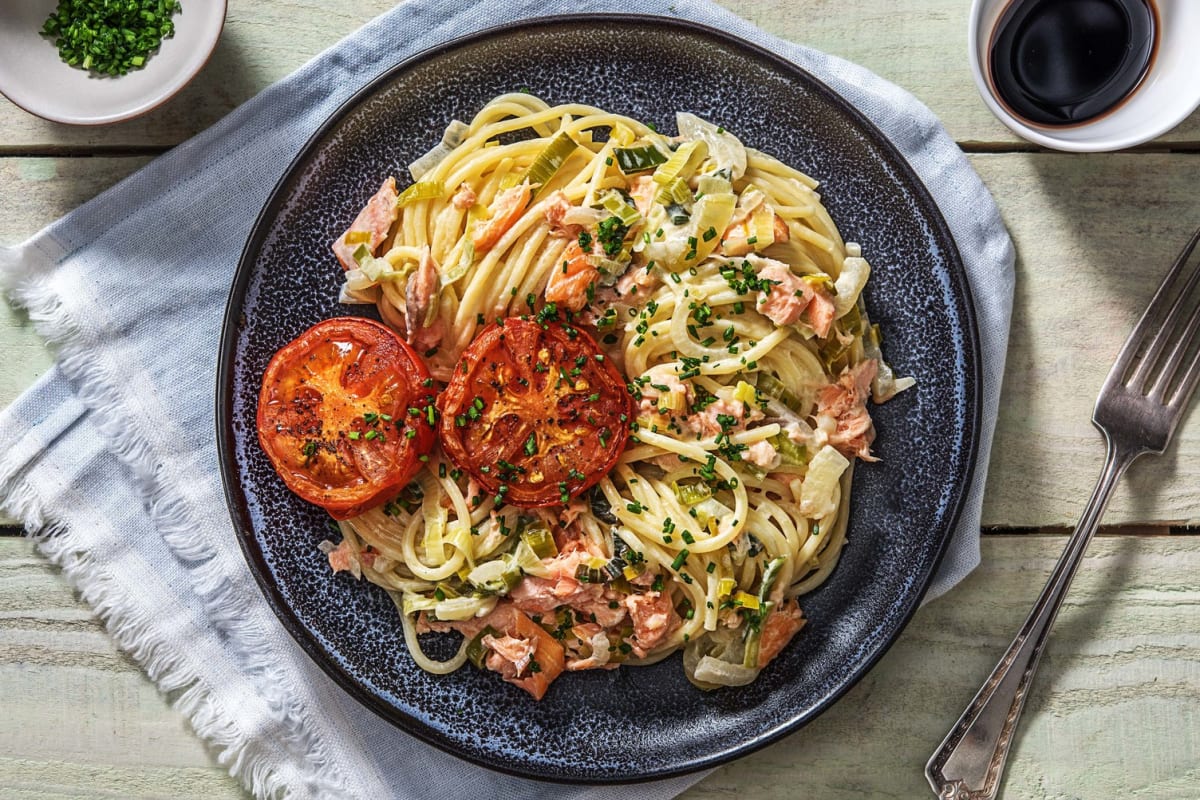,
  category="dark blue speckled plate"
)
[217,16,981,784]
